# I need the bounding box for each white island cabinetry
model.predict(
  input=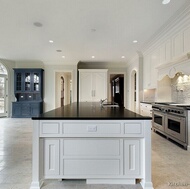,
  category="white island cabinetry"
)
[30,119,153,189]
